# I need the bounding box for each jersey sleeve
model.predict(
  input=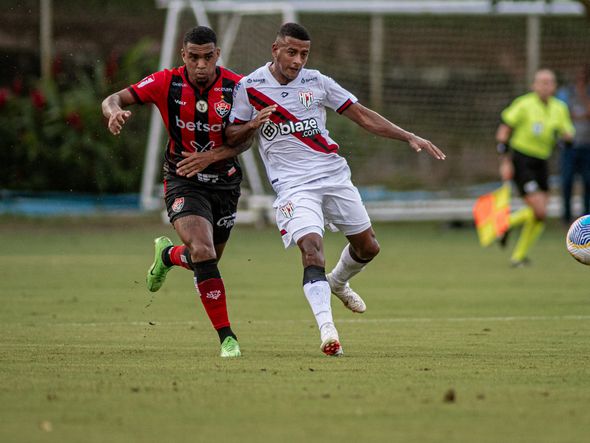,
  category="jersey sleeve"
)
[128,70,169,106]
[500,98,524,128]
[321,74,358,114]
[229,79,254,124]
